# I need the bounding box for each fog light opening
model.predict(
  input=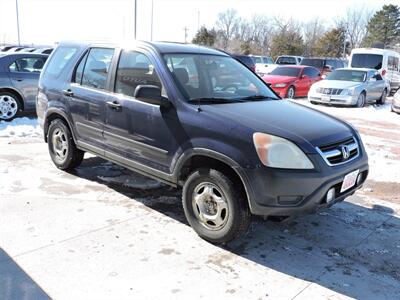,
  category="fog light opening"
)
[356,173,363,185]
[326,188,336,203]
